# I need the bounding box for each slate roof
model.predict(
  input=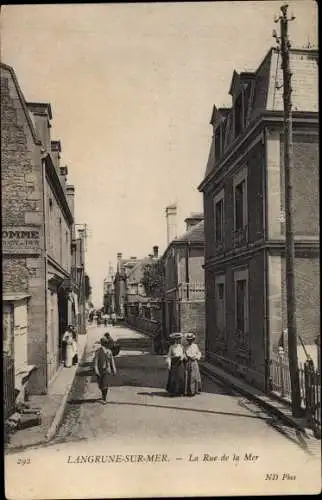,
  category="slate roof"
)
[203,47,318,181]
[176,220,204,243]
